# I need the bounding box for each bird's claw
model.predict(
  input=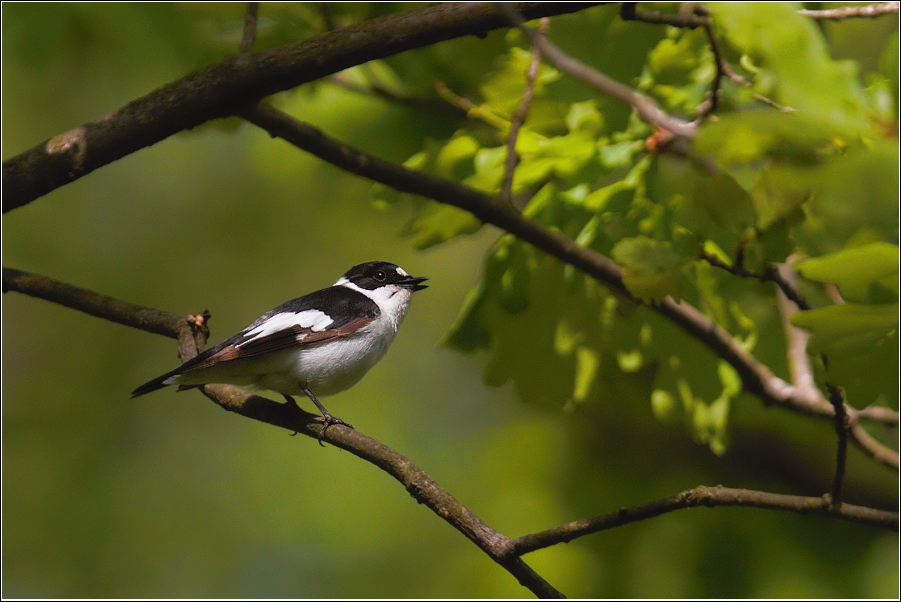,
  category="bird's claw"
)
[317,414,354,446]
